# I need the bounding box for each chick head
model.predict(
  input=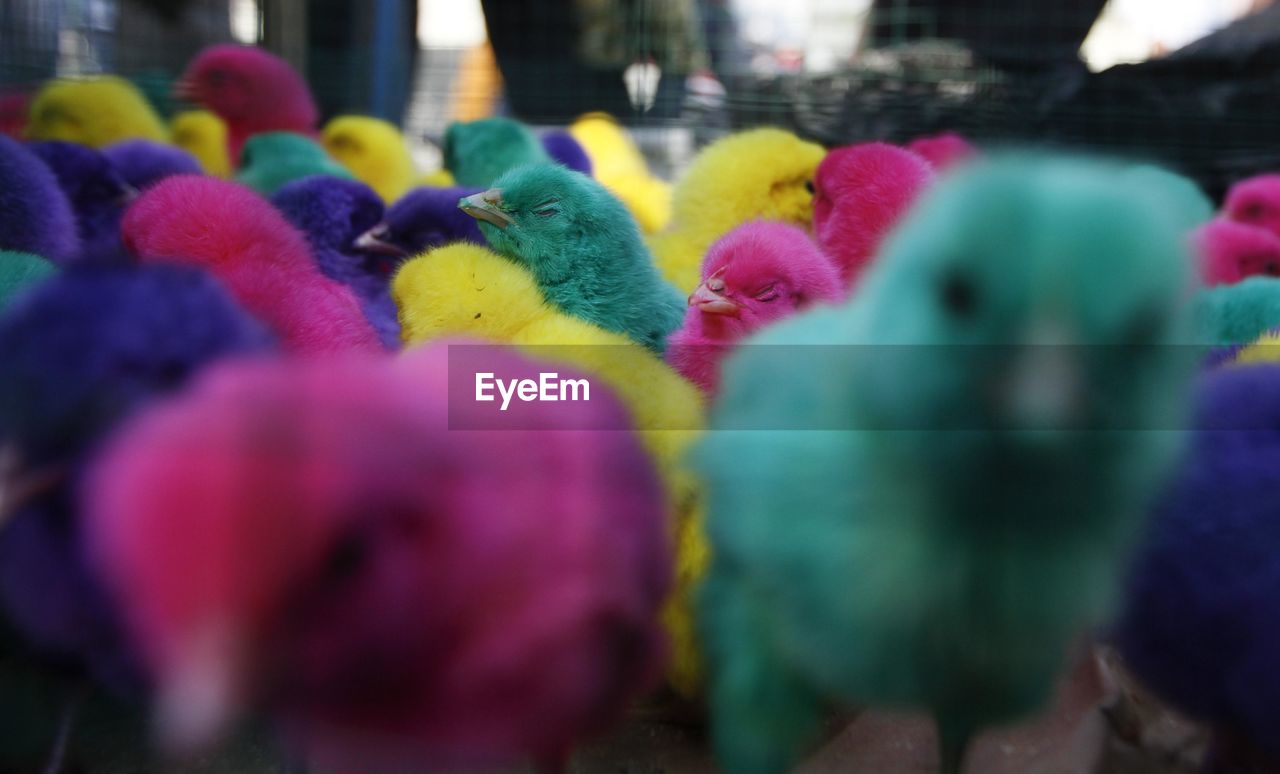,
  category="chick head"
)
[1226,173,1280,238]
[322,116,416,202]
[179,44,317,128]
[26,76,168,147]
[391,243,544,346]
